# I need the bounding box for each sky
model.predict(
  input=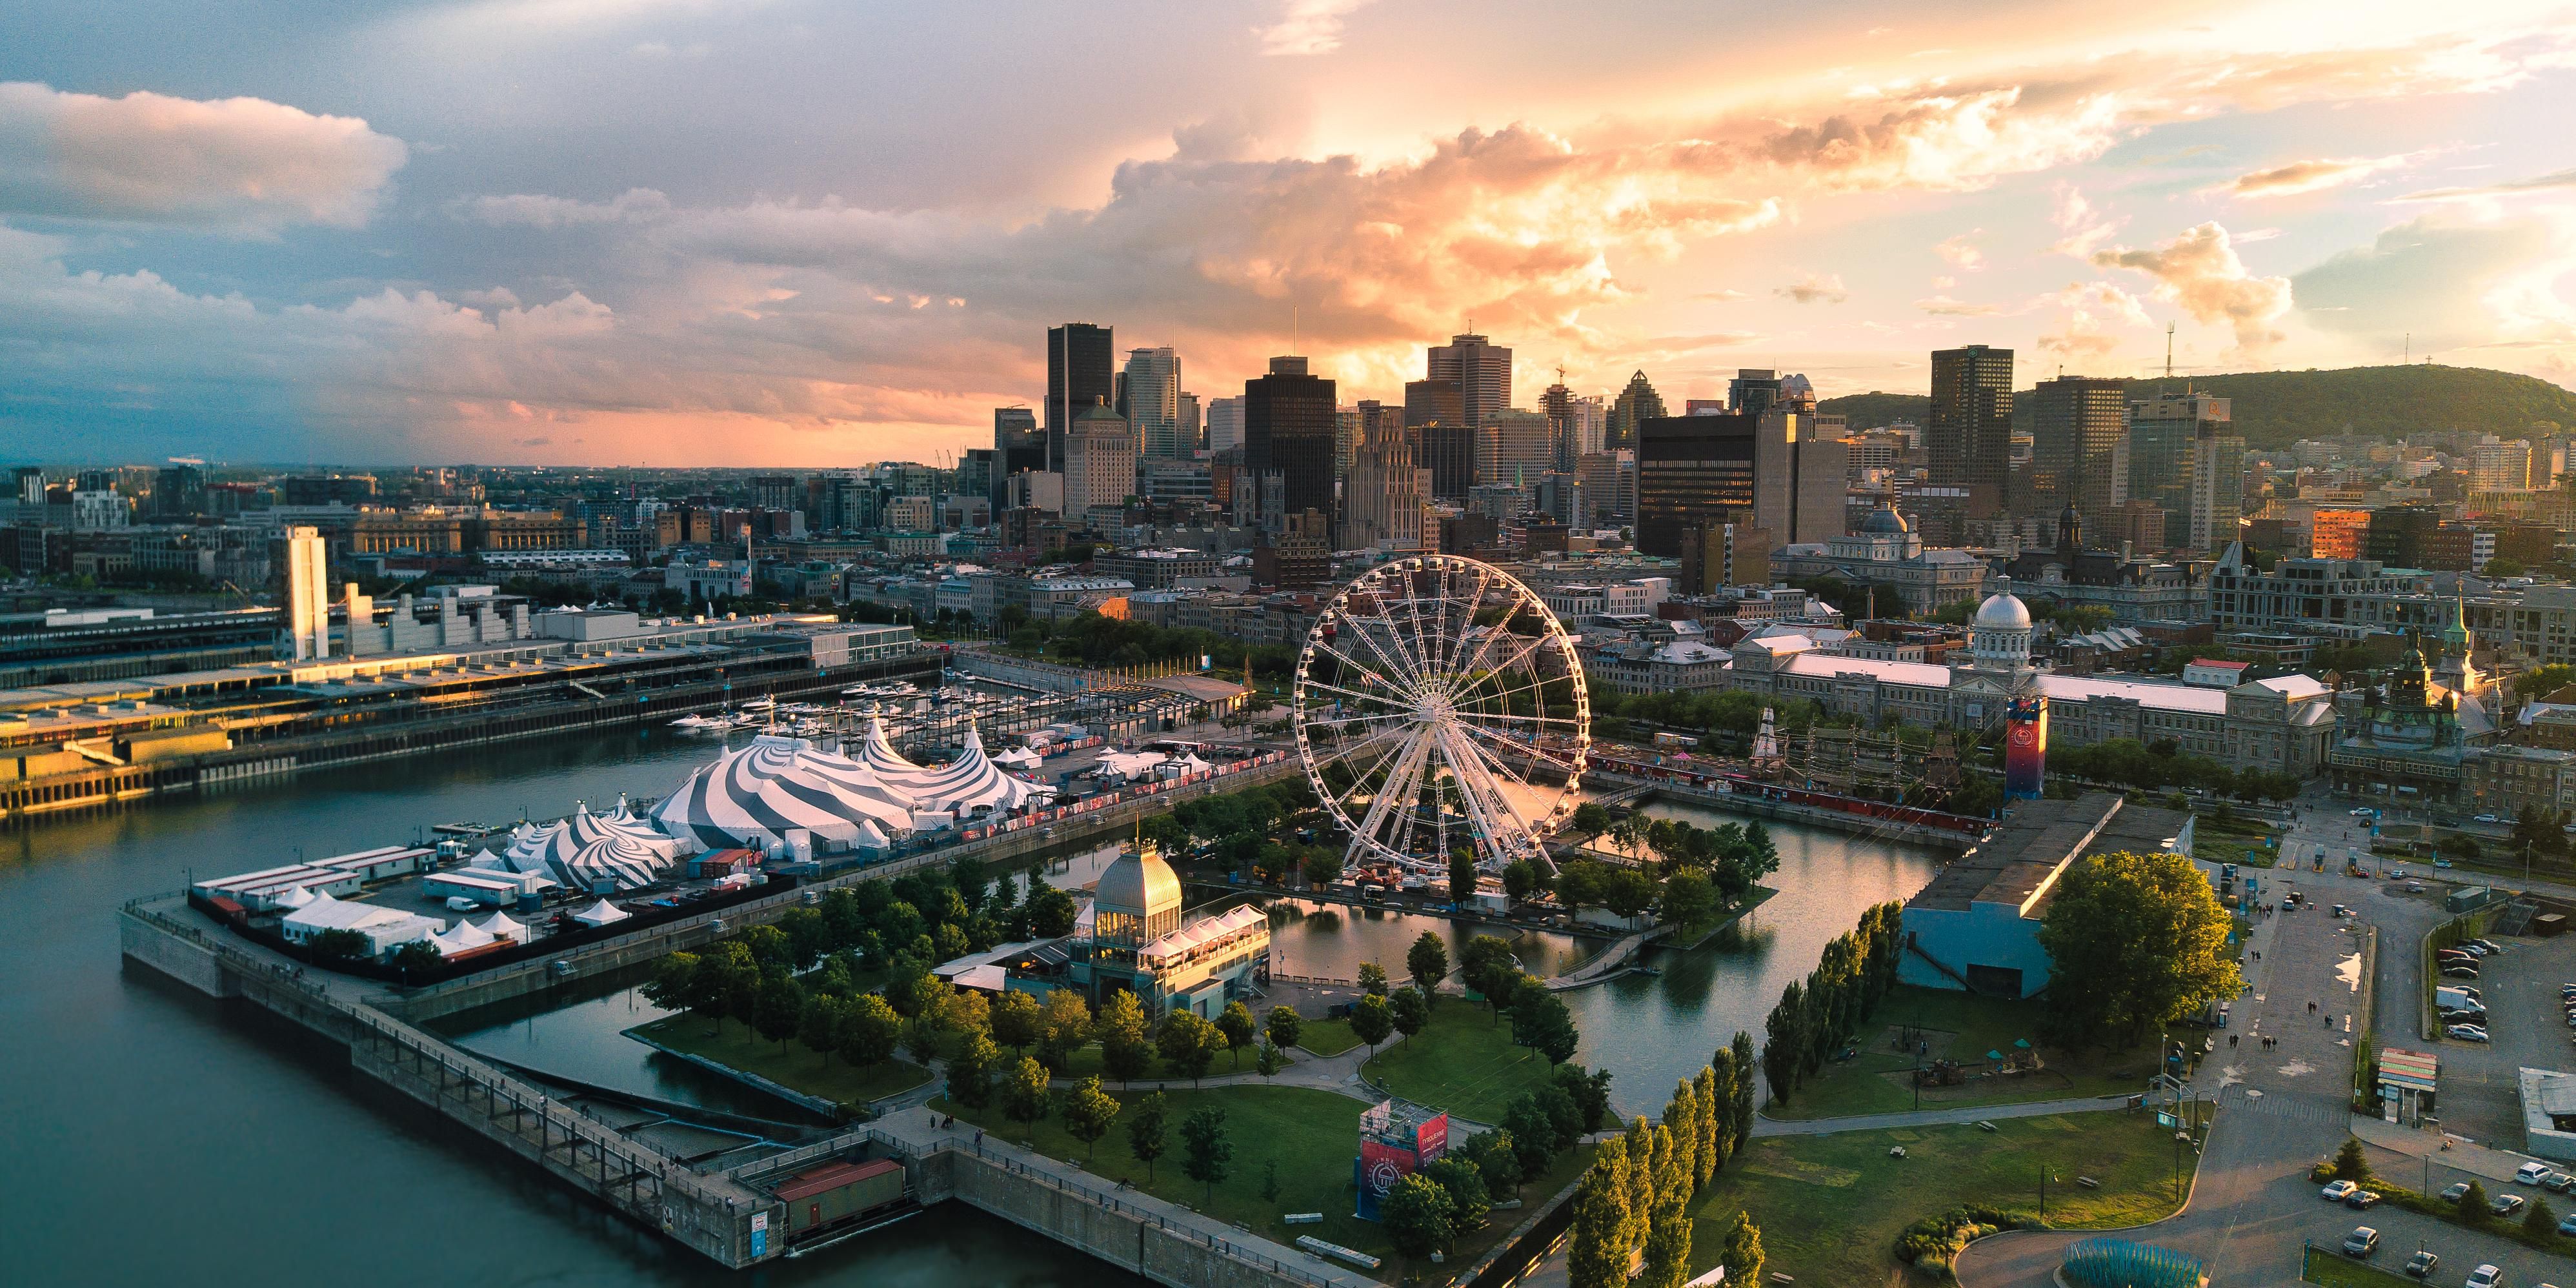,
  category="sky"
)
[2,0,2574,467]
